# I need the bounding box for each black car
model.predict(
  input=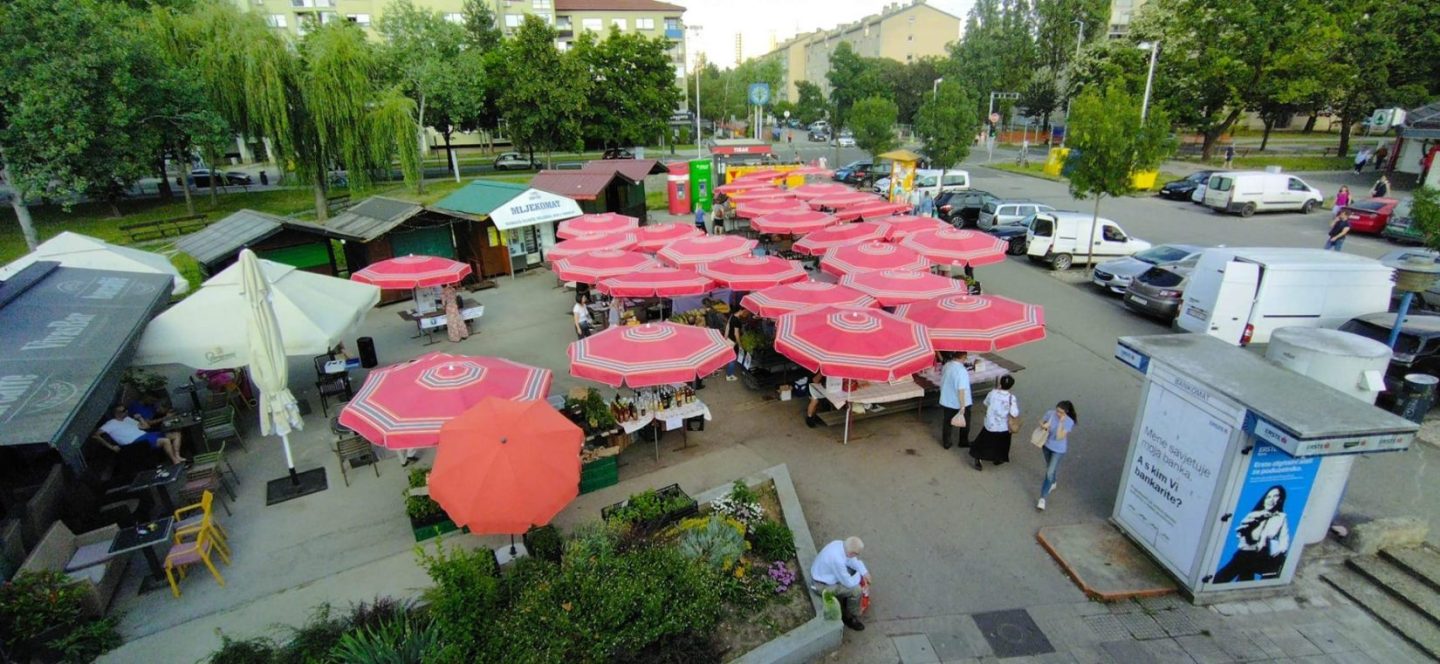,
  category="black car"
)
[189,168,252,187]
[808,128,830,142]
[987,213,1037,255]
[1157,171,1215,200]
[936,189,997,227]
[838,162,879,185]
[601,148,635,160]
[1339,313,1440,405]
